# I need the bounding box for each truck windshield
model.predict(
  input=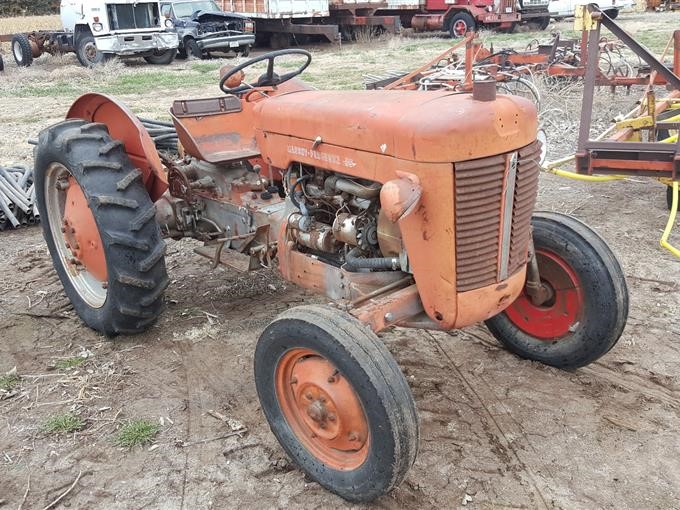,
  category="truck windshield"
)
[173,1,221,17]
